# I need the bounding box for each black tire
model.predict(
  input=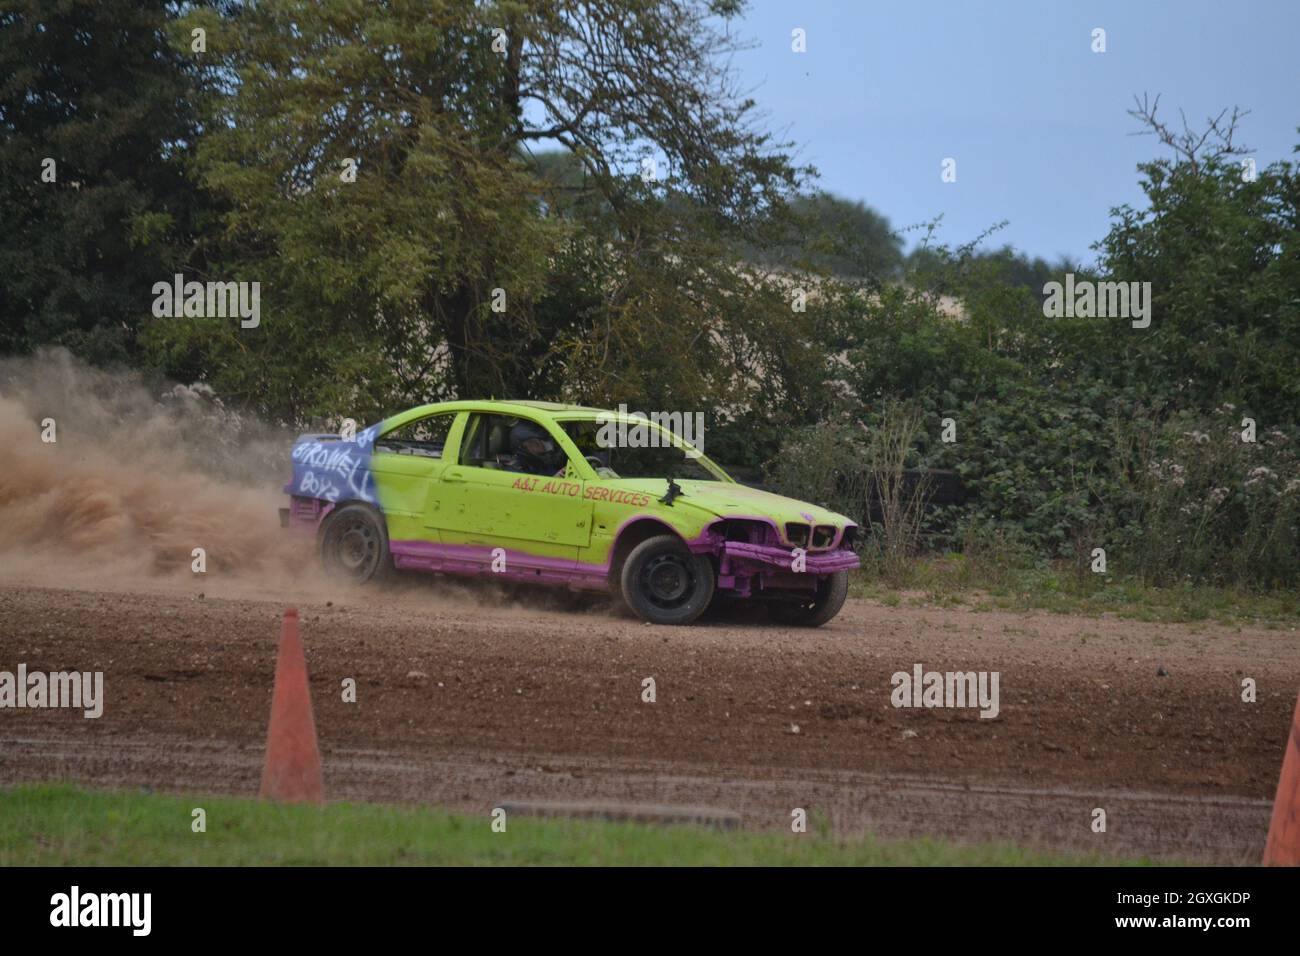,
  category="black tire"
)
[767,571,849,628]
[619,534,715,625]
[318,503,394,584]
